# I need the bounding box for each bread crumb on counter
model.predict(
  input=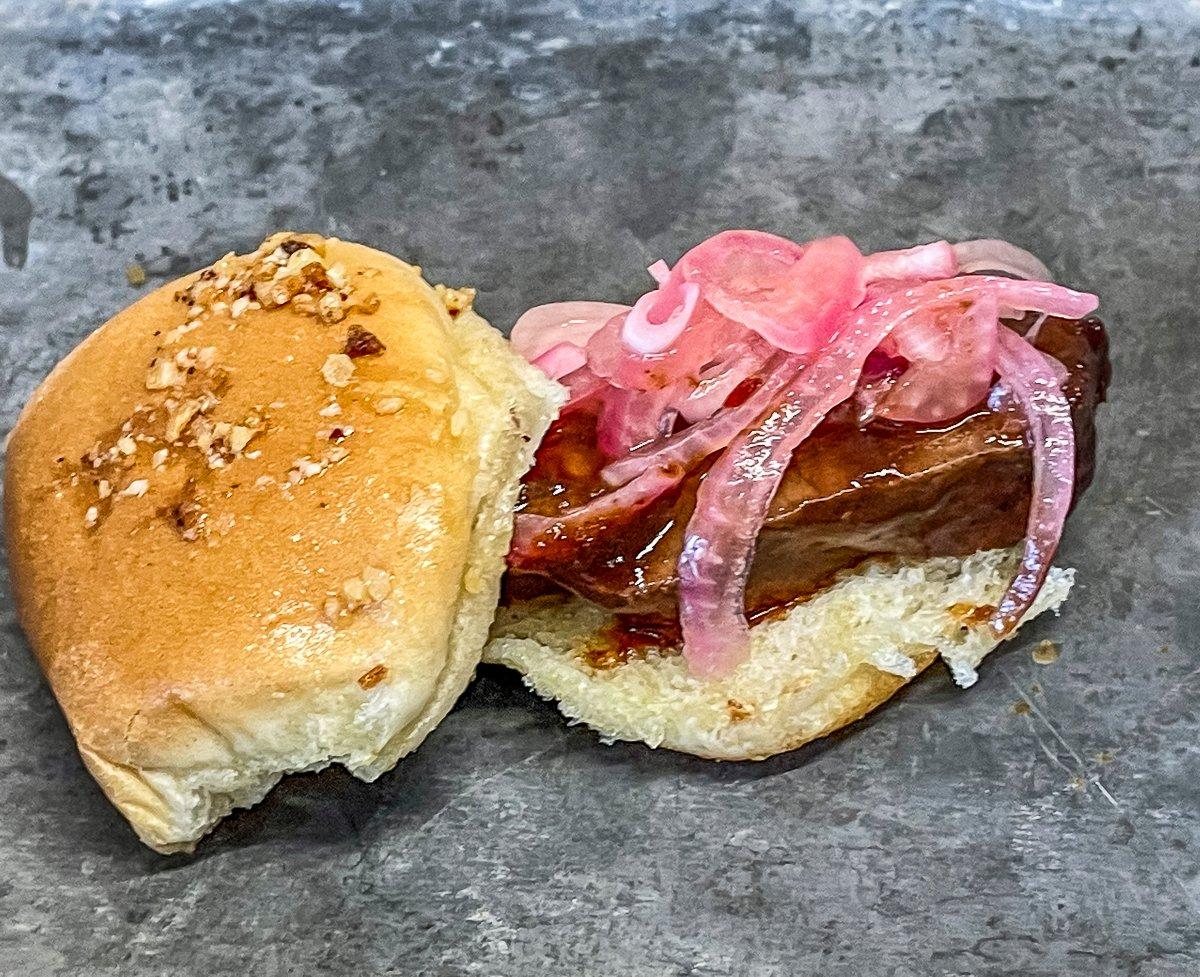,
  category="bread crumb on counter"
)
[1032,639,1061,665]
